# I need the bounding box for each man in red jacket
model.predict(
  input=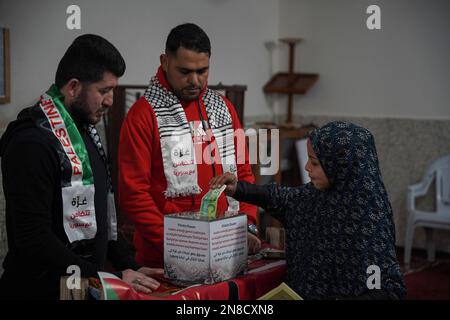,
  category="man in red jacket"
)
[118,23,261,268]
